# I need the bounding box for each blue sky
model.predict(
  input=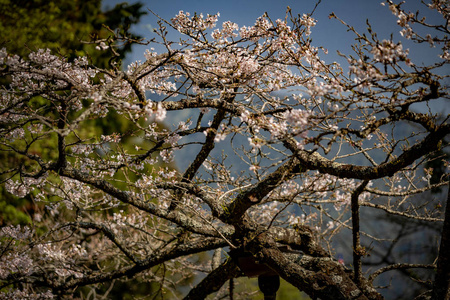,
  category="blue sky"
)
[102,0,444,66]
[102,0,448,120]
